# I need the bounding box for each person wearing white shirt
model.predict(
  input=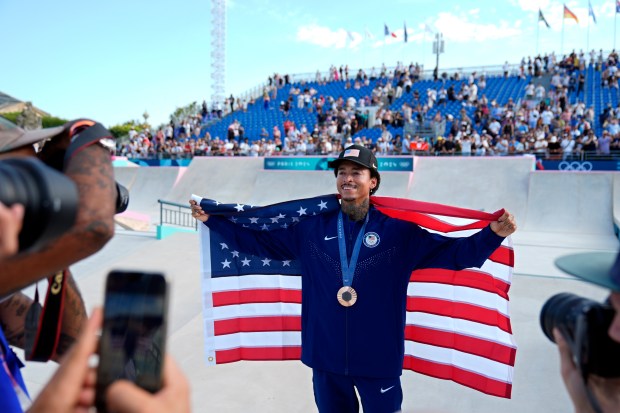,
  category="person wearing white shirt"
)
[535,84,546,100]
